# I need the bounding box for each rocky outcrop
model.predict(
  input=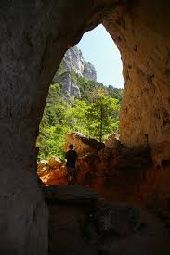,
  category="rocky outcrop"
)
[64,132,105,156]
[62,46,85,76]
[54,71,81,98]
[53,46,97,98]
[38,133,152,201]
[1,0,170,254]
[83,61,97,81]
[62,46,97,81]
